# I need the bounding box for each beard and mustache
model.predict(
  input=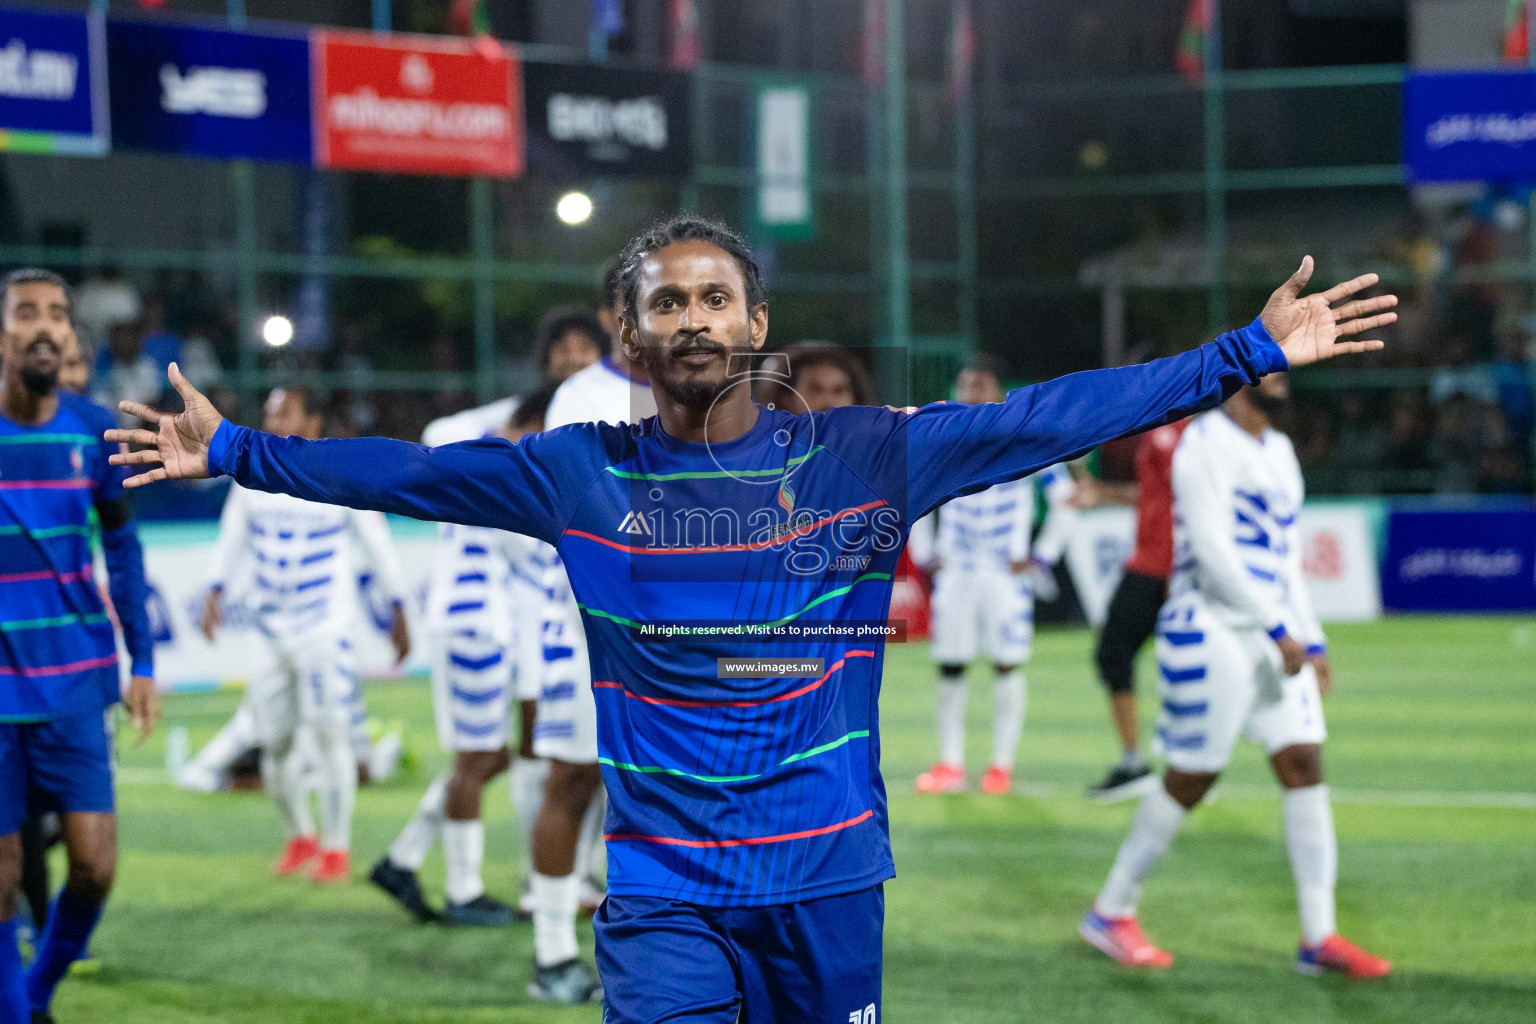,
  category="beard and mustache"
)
[633,333,753,410]
[13,335,60,398]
